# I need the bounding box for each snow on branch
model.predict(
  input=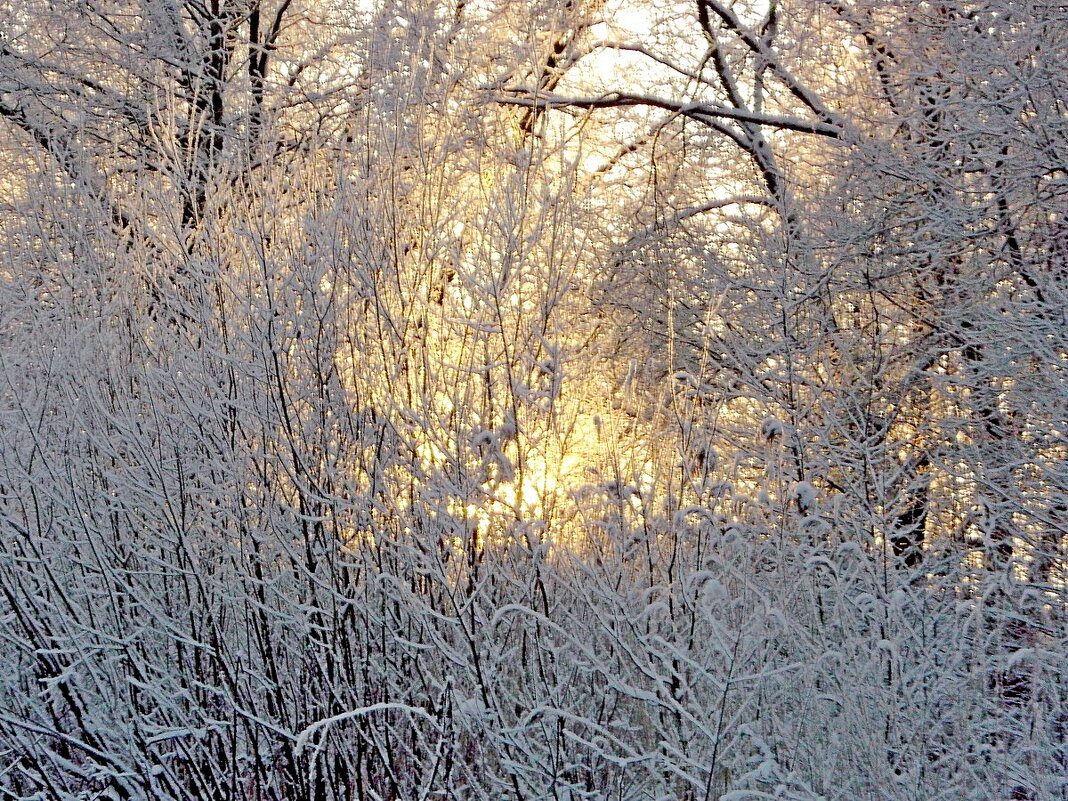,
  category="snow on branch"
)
[494,89,843,137]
